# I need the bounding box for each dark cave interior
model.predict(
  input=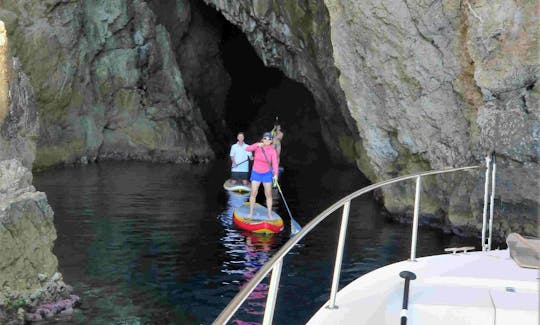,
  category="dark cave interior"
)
[217,9,334,168]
